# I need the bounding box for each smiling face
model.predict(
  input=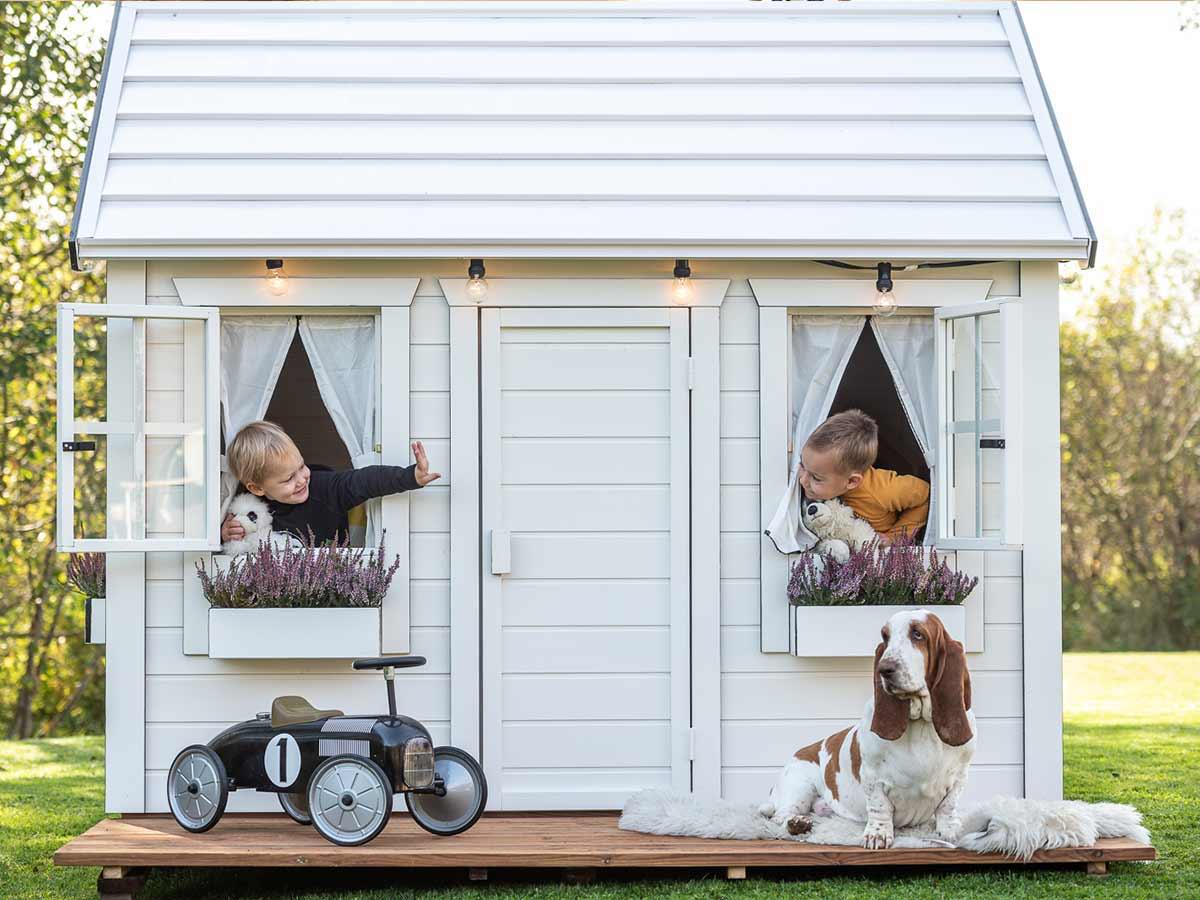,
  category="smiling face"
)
[798,444,863,501]
[245,446,310,505]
